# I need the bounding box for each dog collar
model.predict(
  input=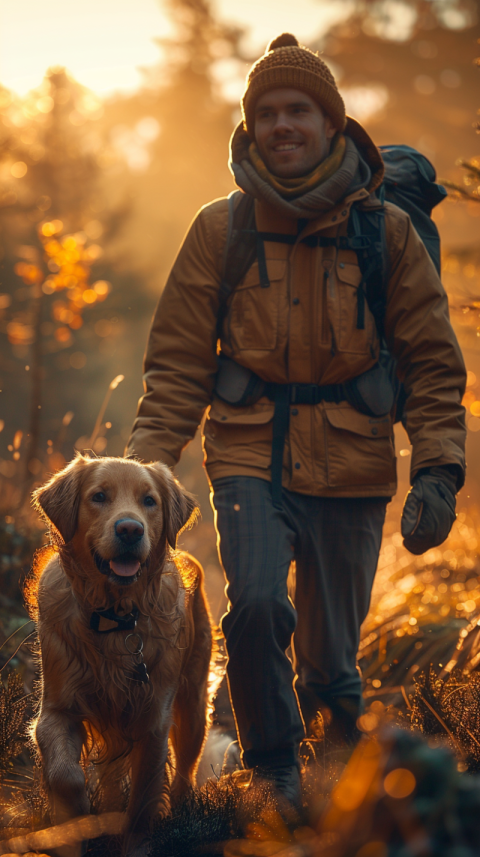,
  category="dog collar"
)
[90,605,139,634]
